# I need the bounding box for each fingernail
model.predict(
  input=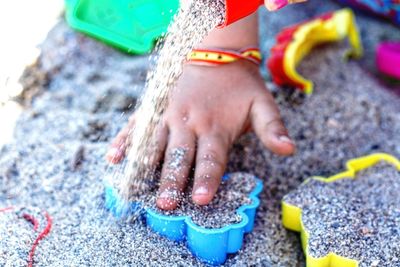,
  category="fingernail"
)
[107,147,119,157]
[194,187,208,196]
[106,147,122,162]
[158,190,178,199]
[265,0,288,11]
[279,135,295,145]
[158,191,170,199]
